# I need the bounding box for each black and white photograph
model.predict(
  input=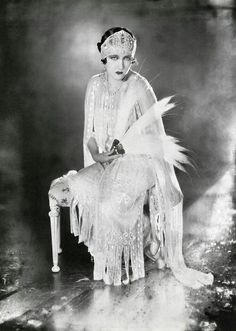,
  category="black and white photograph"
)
[0,0,235,330]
